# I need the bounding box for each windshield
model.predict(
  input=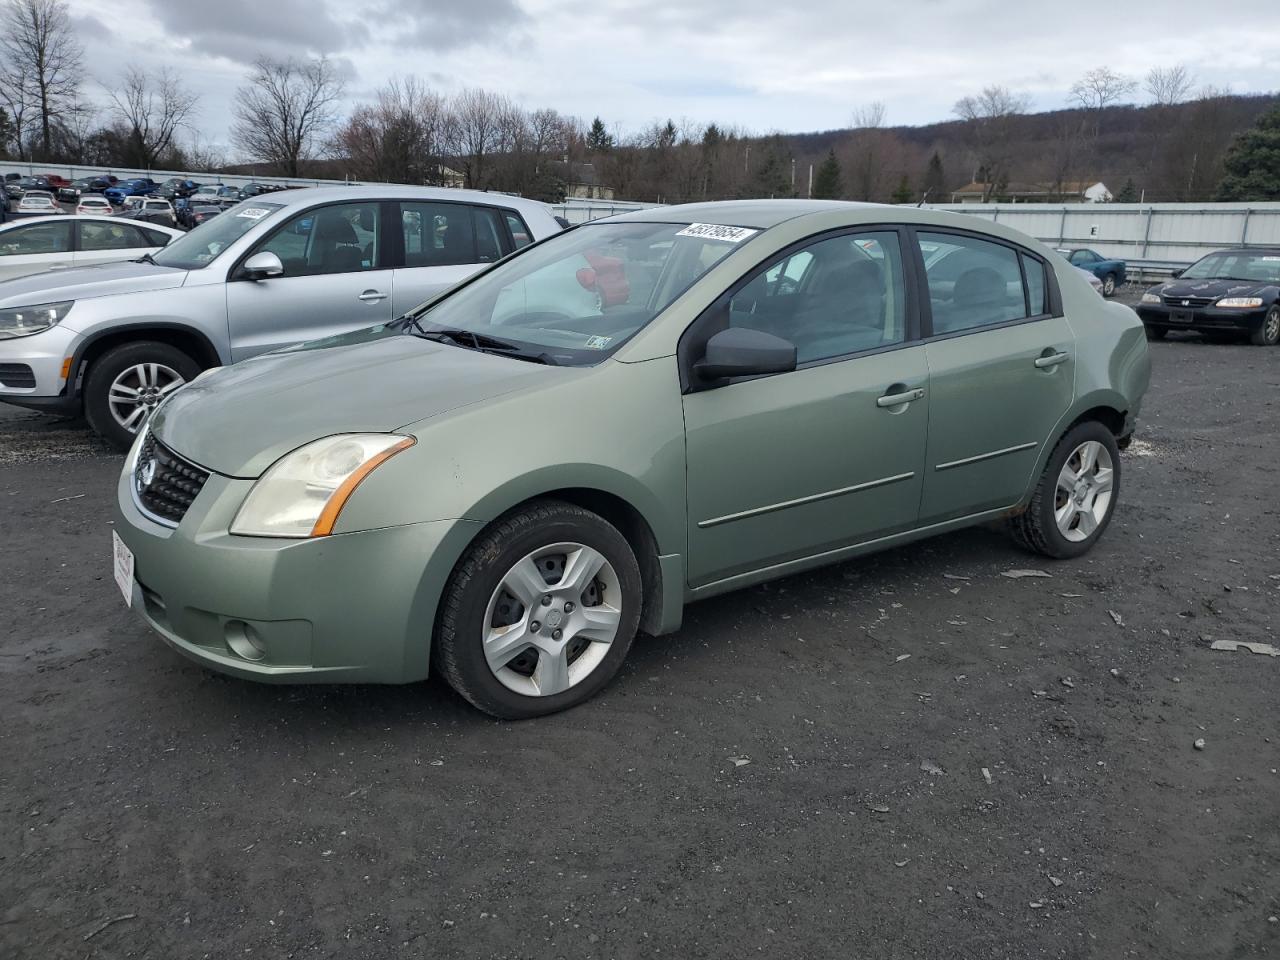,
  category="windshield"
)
[402,221,756,365]
[152,202,284,269]
[1181,251,1280,284]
